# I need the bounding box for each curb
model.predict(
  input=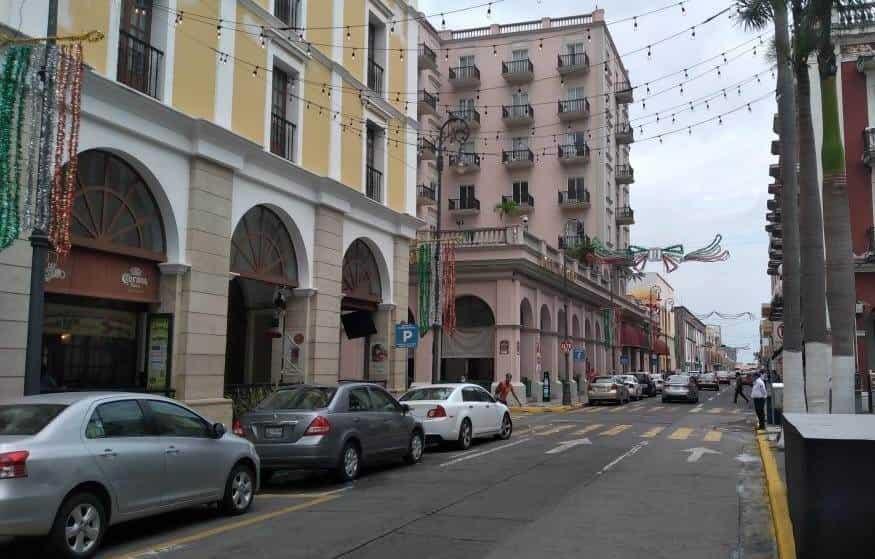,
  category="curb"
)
[510,403,583,414]
[756,431,796,559]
